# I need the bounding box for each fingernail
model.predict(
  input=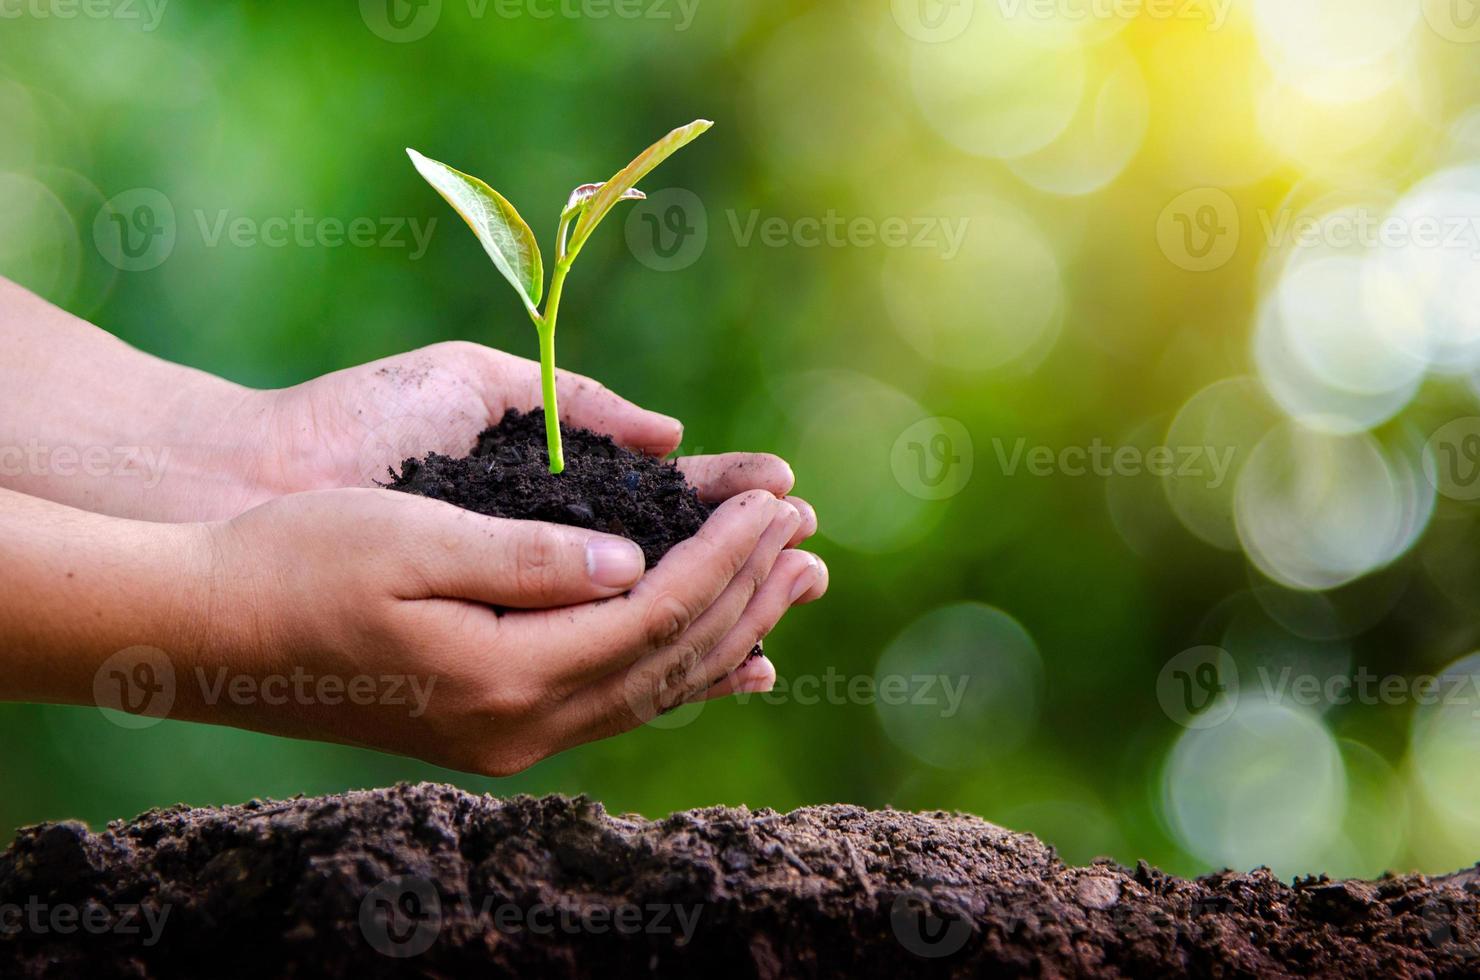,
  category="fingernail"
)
[735,657,776,694]
[587,538,645,588]
[779,499,802,526]
[789,555,821,603]
[789,497,815,530]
